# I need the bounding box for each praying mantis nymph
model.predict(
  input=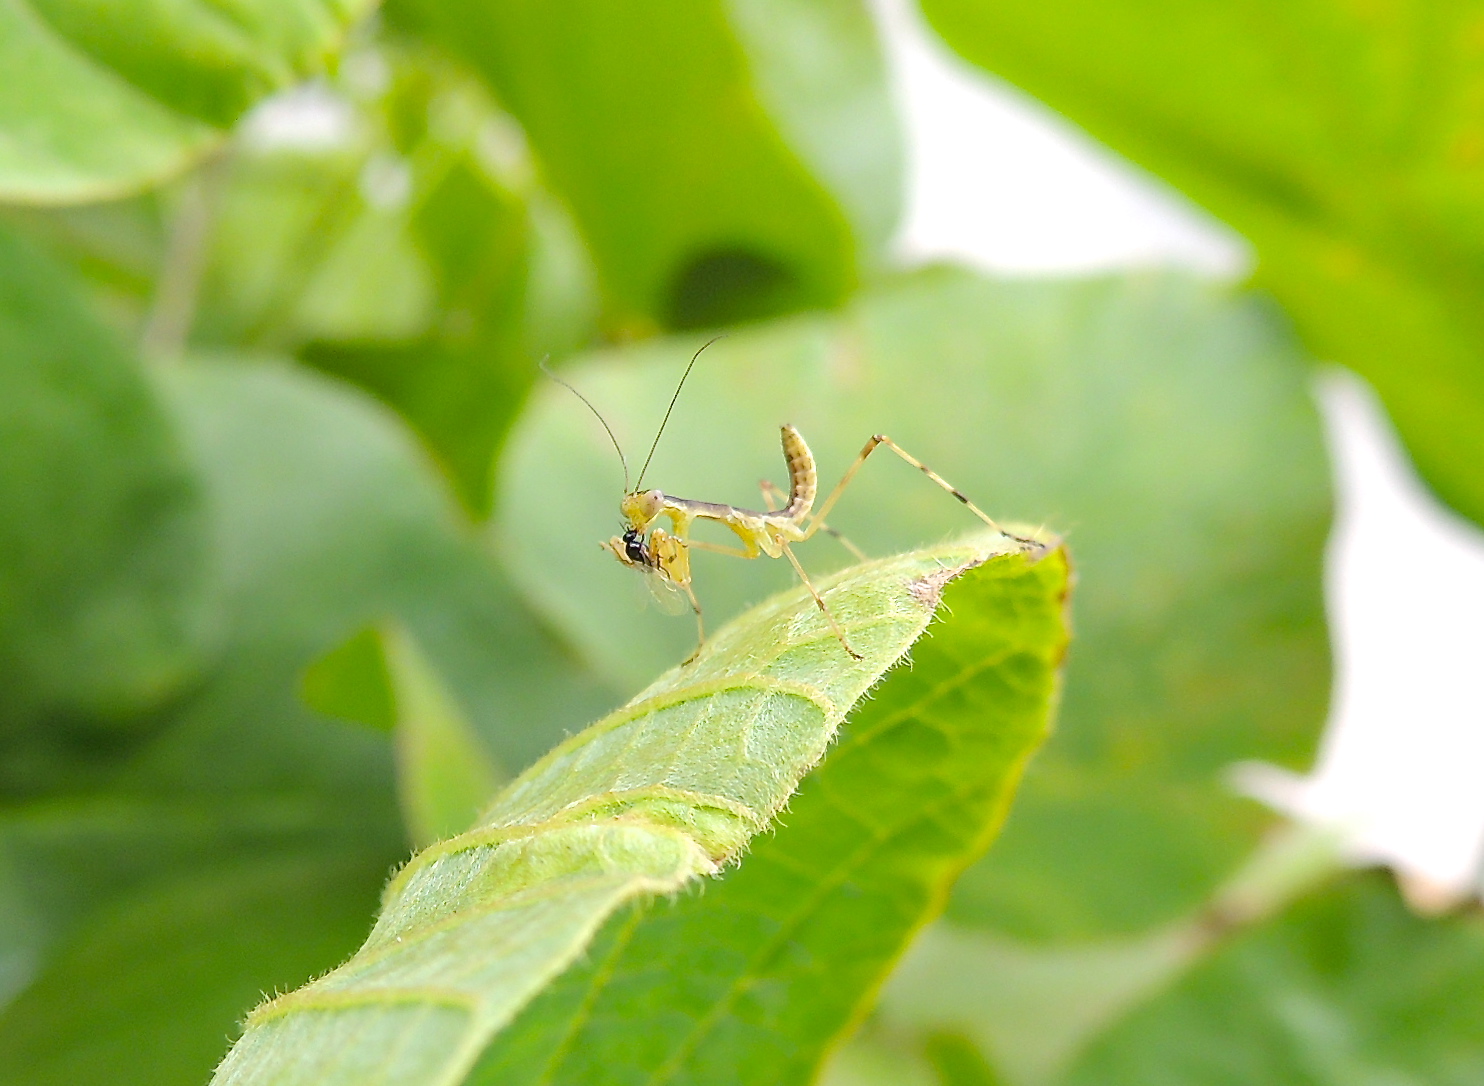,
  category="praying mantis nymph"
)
[544,341,1043,664]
